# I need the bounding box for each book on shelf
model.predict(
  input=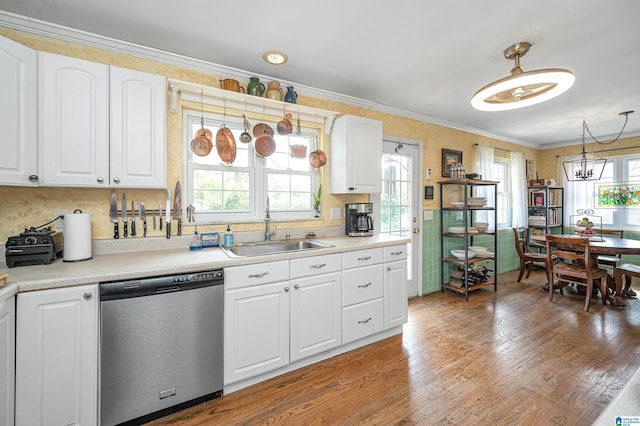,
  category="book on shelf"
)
[530,191,546,206]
